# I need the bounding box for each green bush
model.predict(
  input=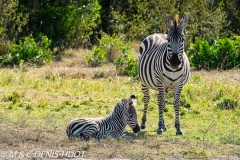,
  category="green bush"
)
[86,46,107,67]
[86,35,121,64]
[188,36,240,69]
[86,34,138,77]
[0,0,29,60]
[5,34,52,66]
[86,35,121,66]
[18,0,101,48]
[115,51,138,77]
